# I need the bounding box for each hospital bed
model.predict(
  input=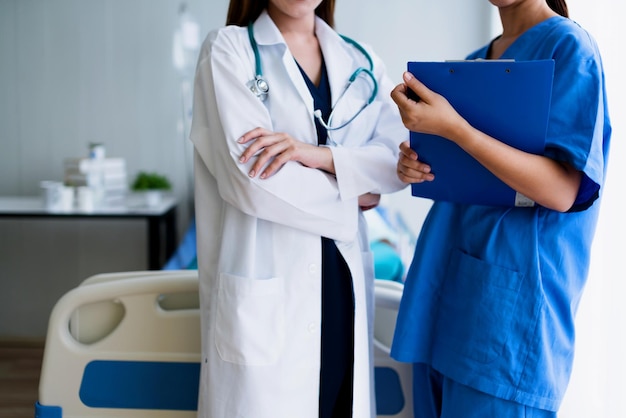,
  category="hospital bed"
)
[34,271,412,417]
